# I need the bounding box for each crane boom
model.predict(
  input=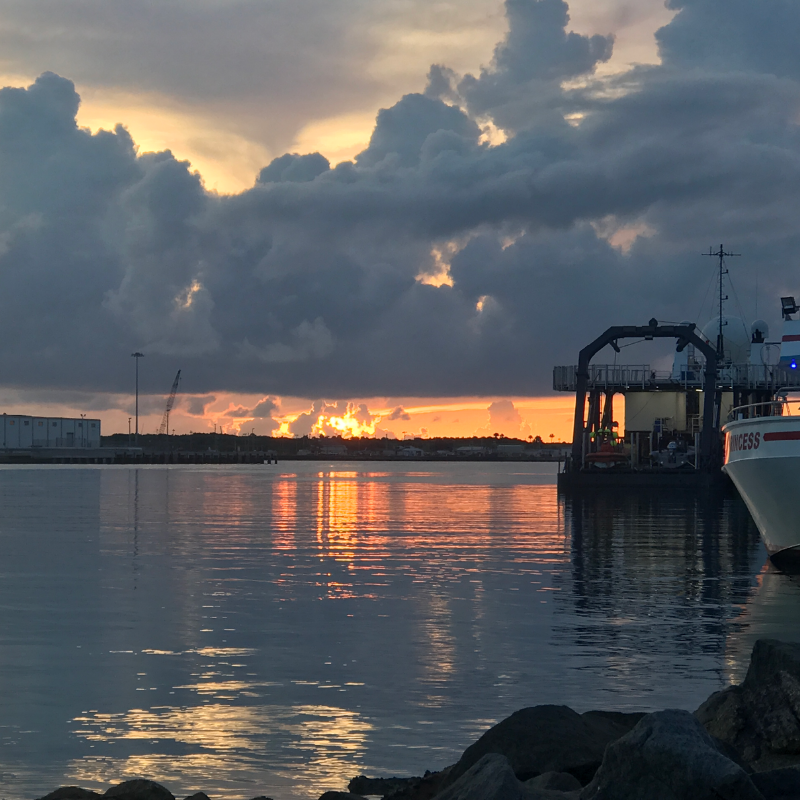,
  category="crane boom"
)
[158,370,181,435]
